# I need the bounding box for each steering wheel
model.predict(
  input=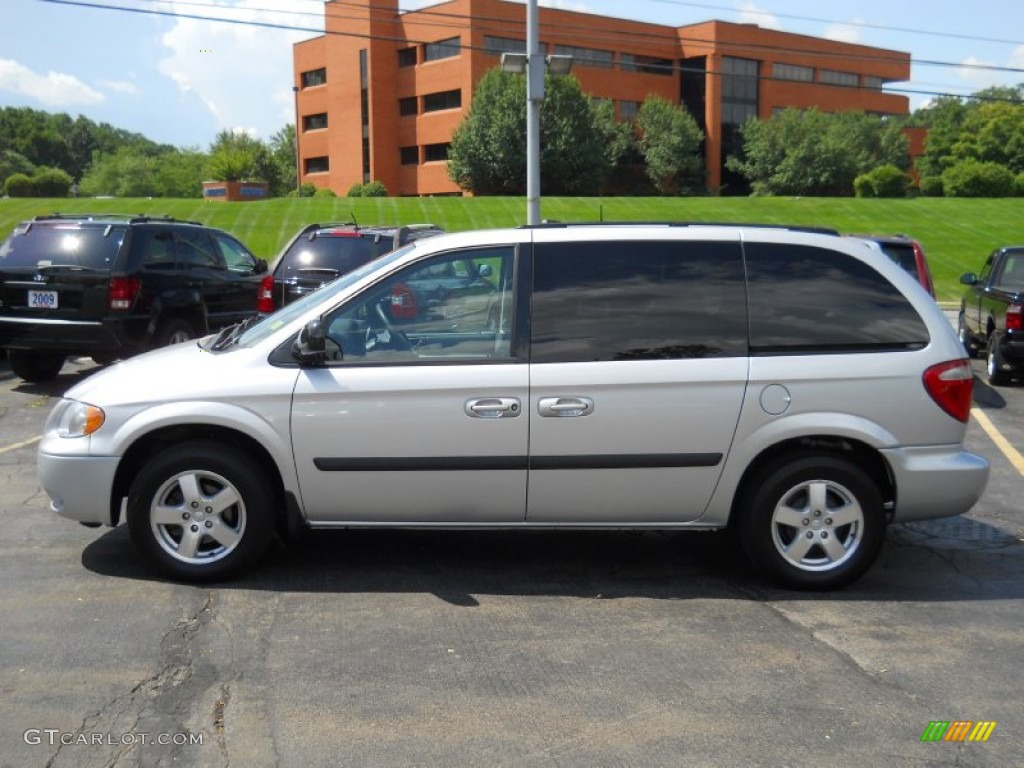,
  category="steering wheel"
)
[373,299,414,351]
